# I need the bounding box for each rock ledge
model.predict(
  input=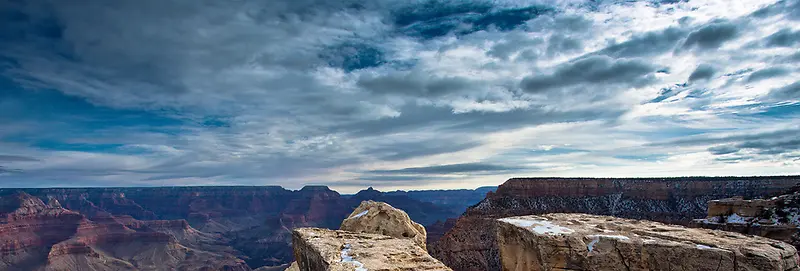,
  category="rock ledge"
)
[497,213,799,271]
